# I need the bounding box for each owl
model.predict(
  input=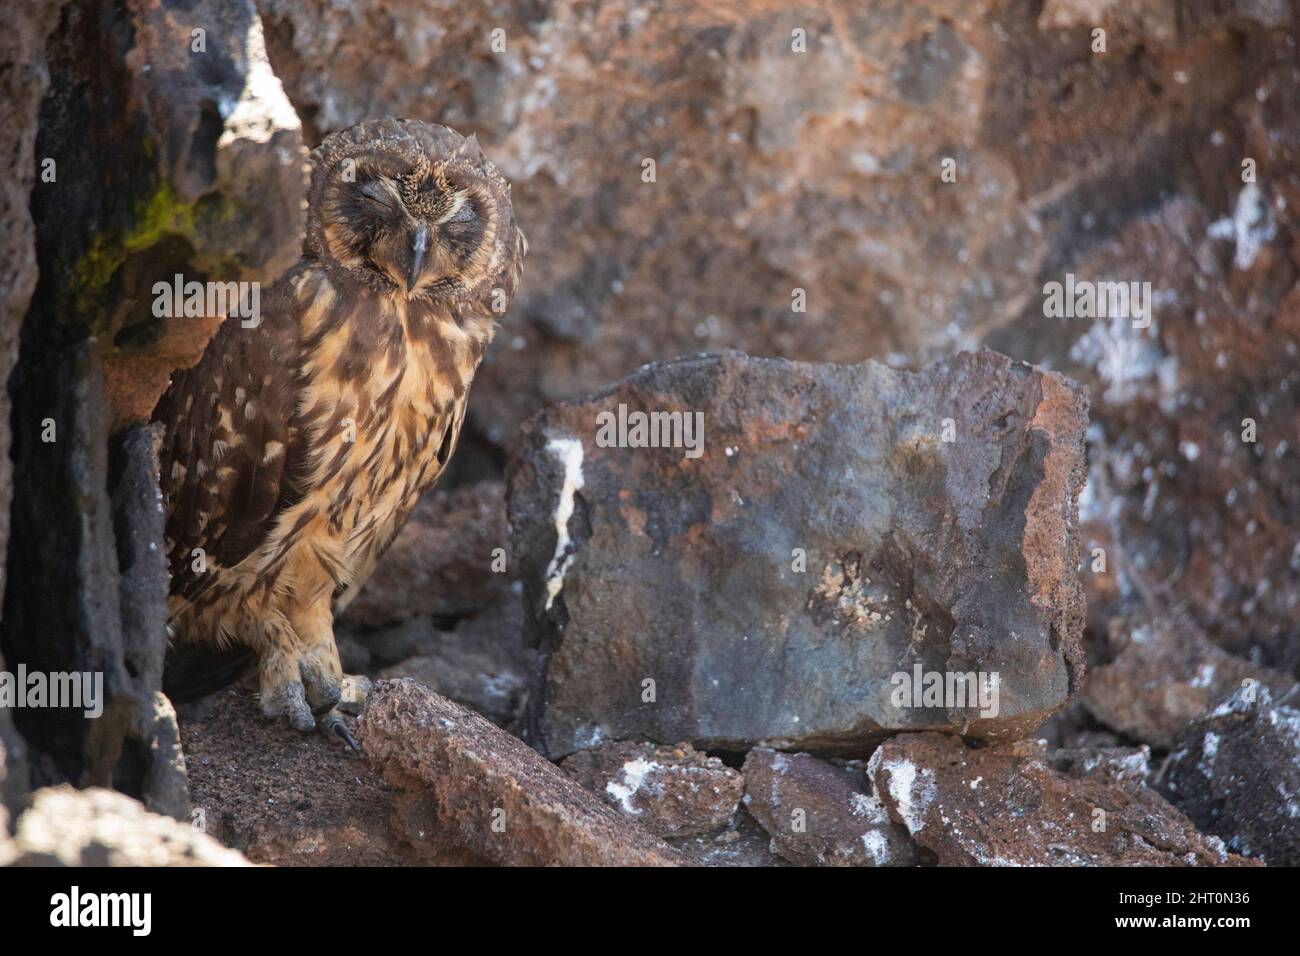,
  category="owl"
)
[154,118,525,747]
